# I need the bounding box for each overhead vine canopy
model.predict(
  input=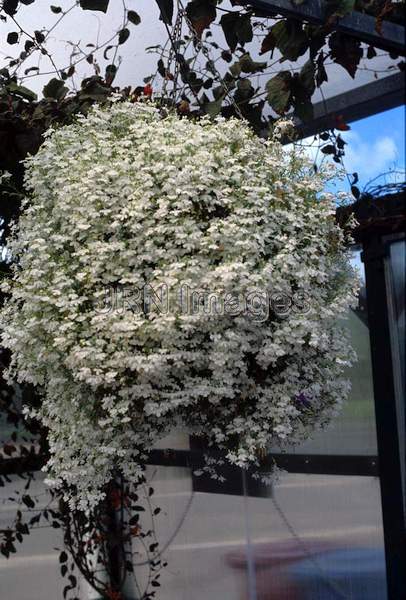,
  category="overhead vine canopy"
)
[0,0,404,240]
[0,0,404,124]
